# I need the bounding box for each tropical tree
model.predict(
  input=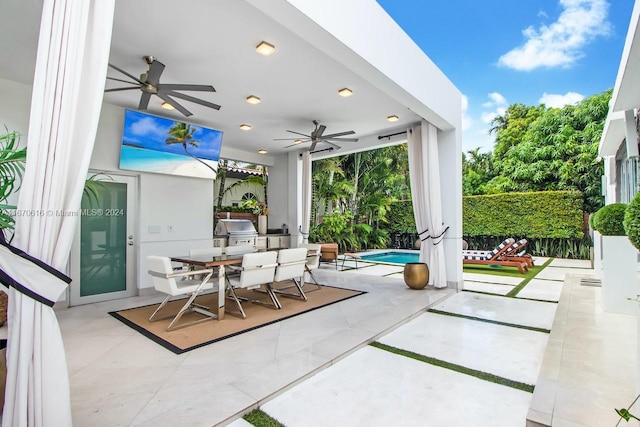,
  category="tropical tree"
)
[165,121,216,175]
[484,89,610,212]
